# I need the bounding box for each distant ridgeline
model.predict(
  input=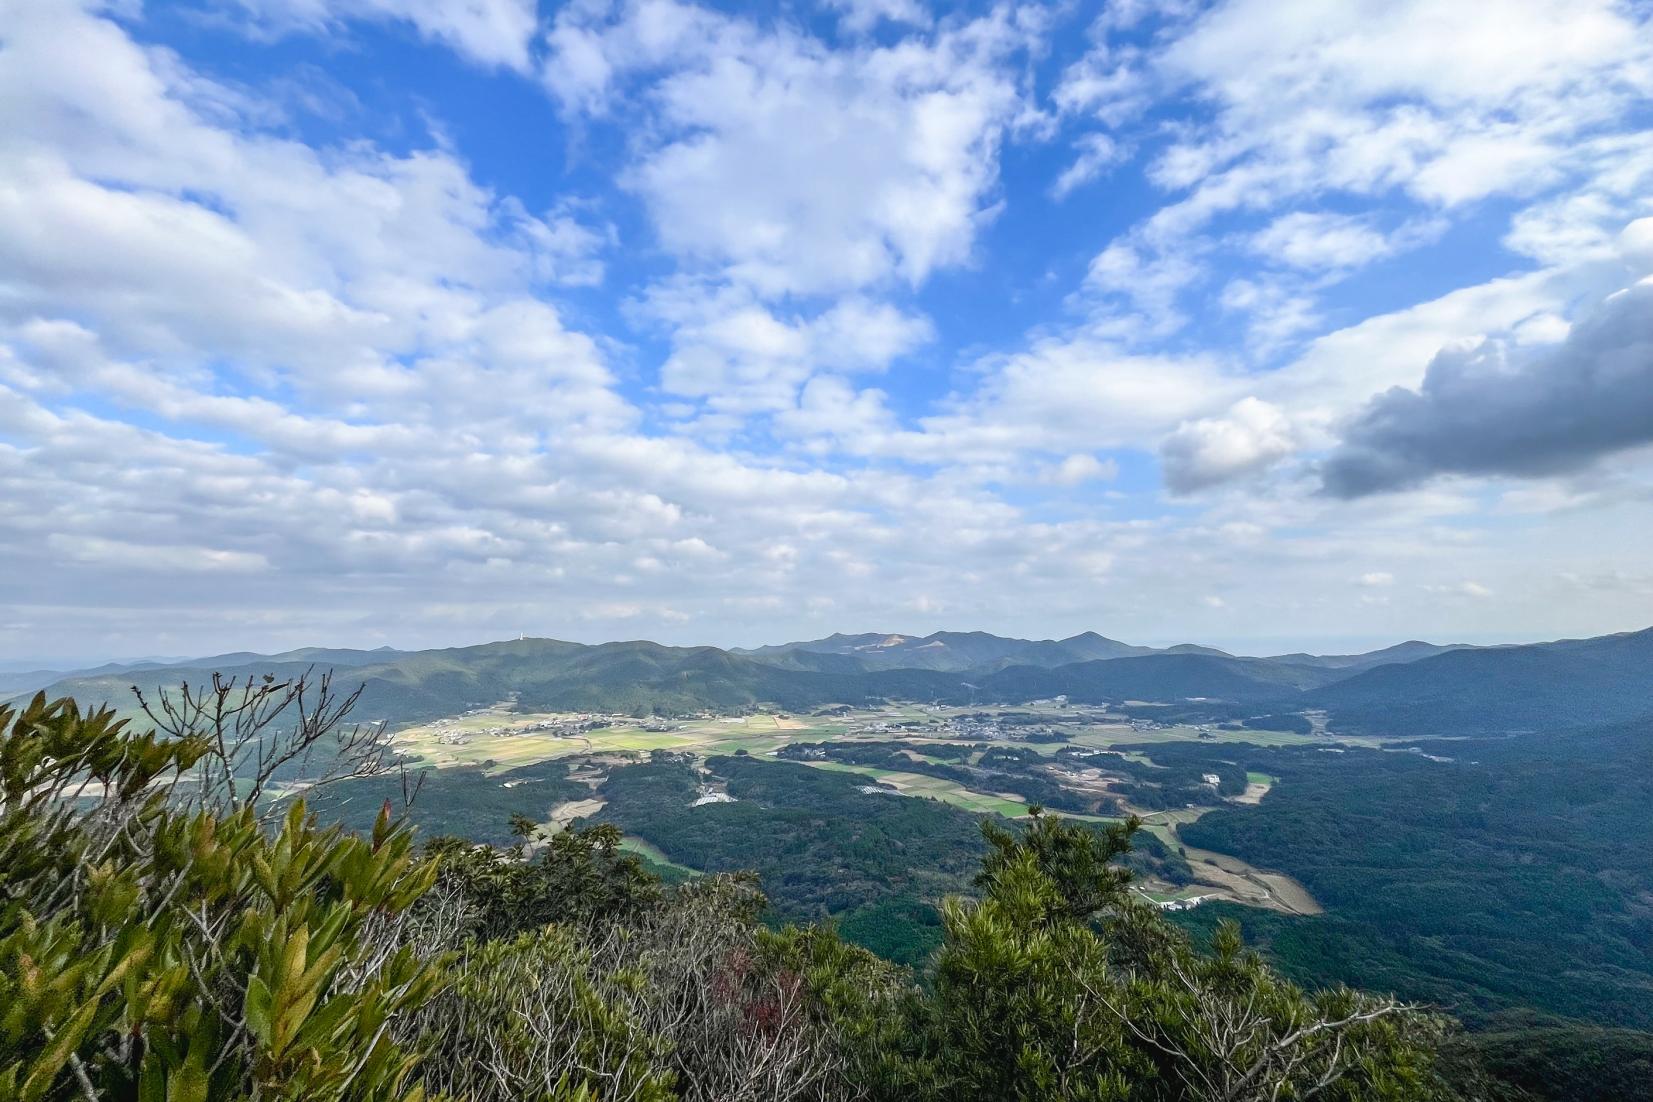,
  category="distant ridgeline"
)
[15,625,1653,736]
